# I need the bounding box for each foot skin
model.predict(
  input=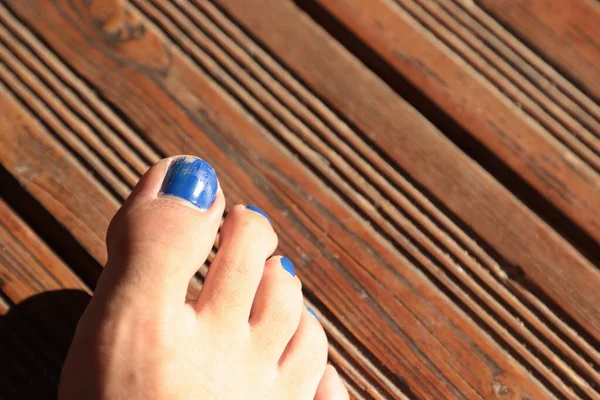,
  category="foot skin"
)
[58,156,349,400]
